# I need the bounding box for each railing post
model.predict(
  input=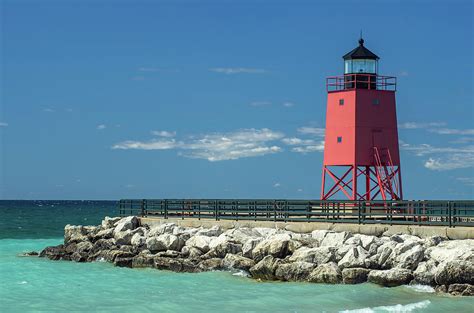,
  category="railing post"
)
[164,199,168,219]
[140,199,145,217]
